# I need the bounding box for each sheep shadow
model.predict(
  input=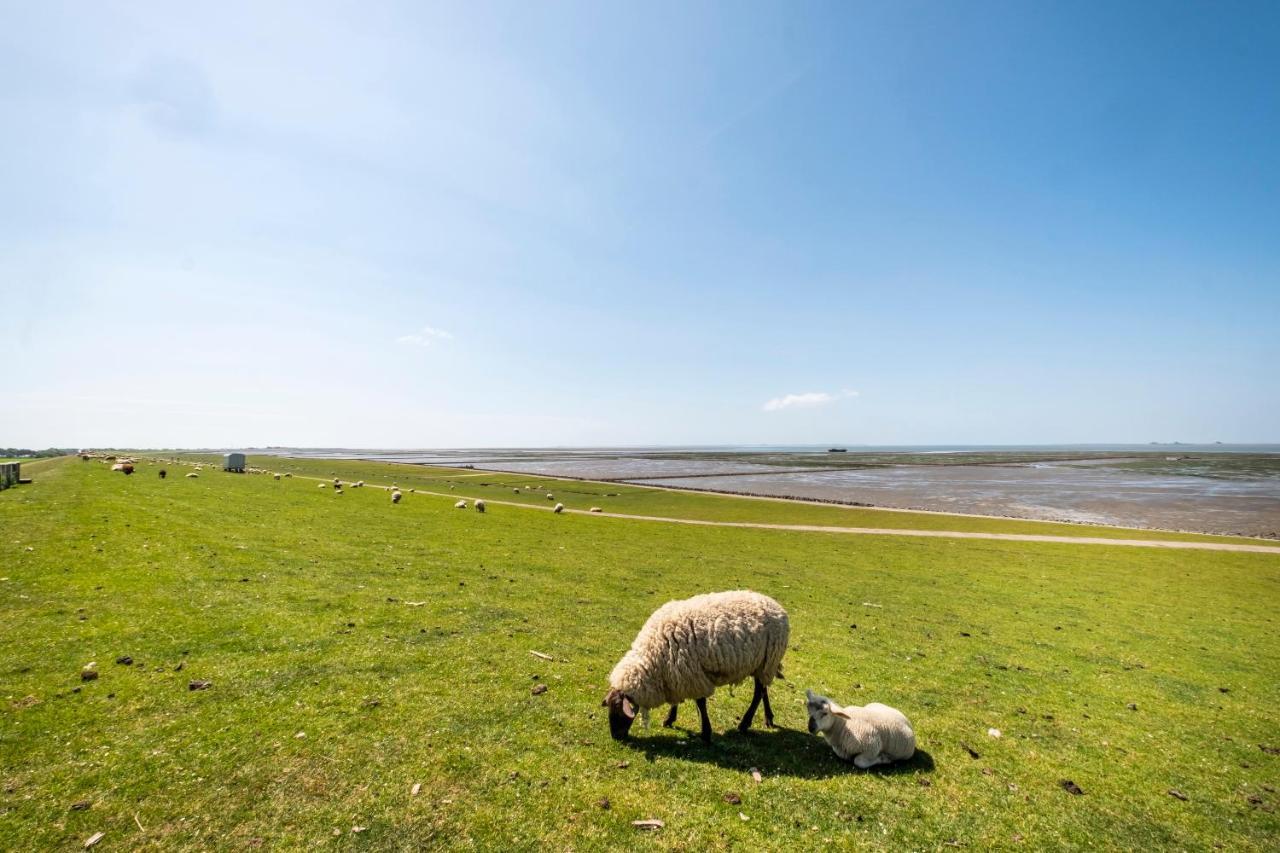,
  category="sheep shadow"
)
[626,725,936,780]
